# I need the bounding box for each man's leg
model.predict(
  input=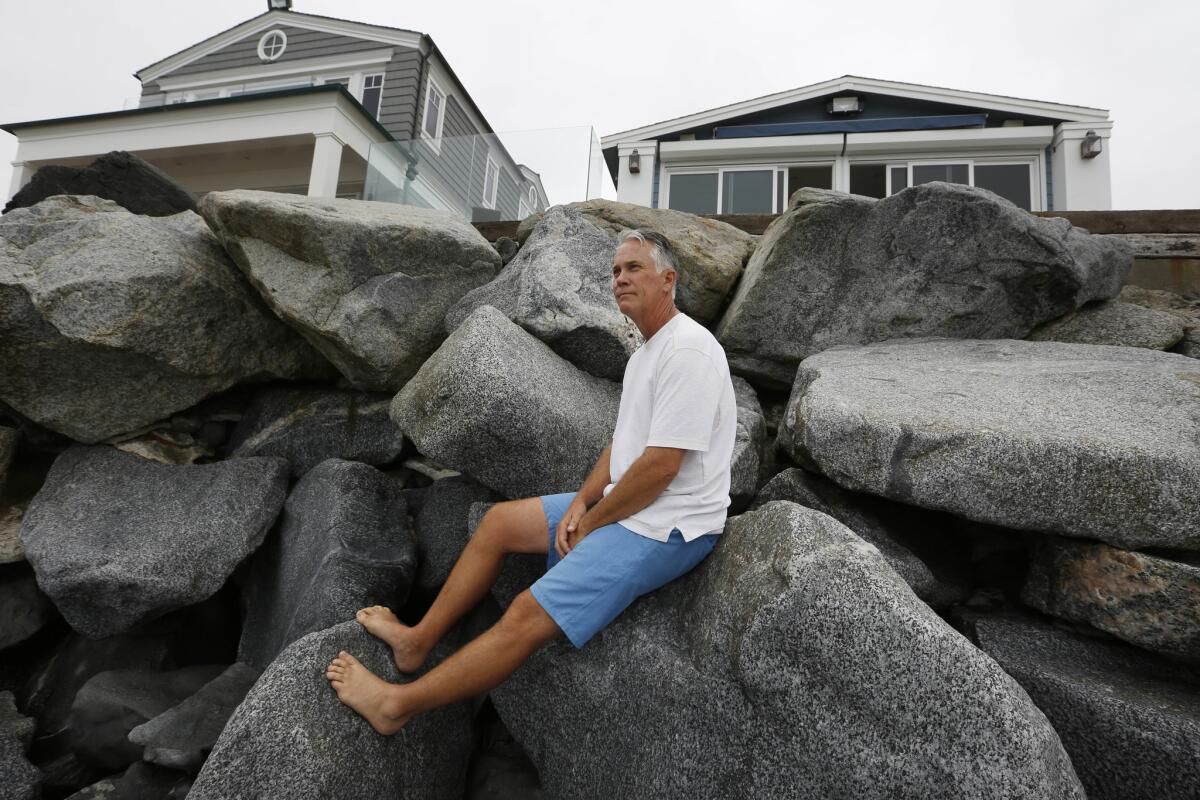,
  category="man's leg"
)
[354,497,551,672]
[325,589,560,735]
